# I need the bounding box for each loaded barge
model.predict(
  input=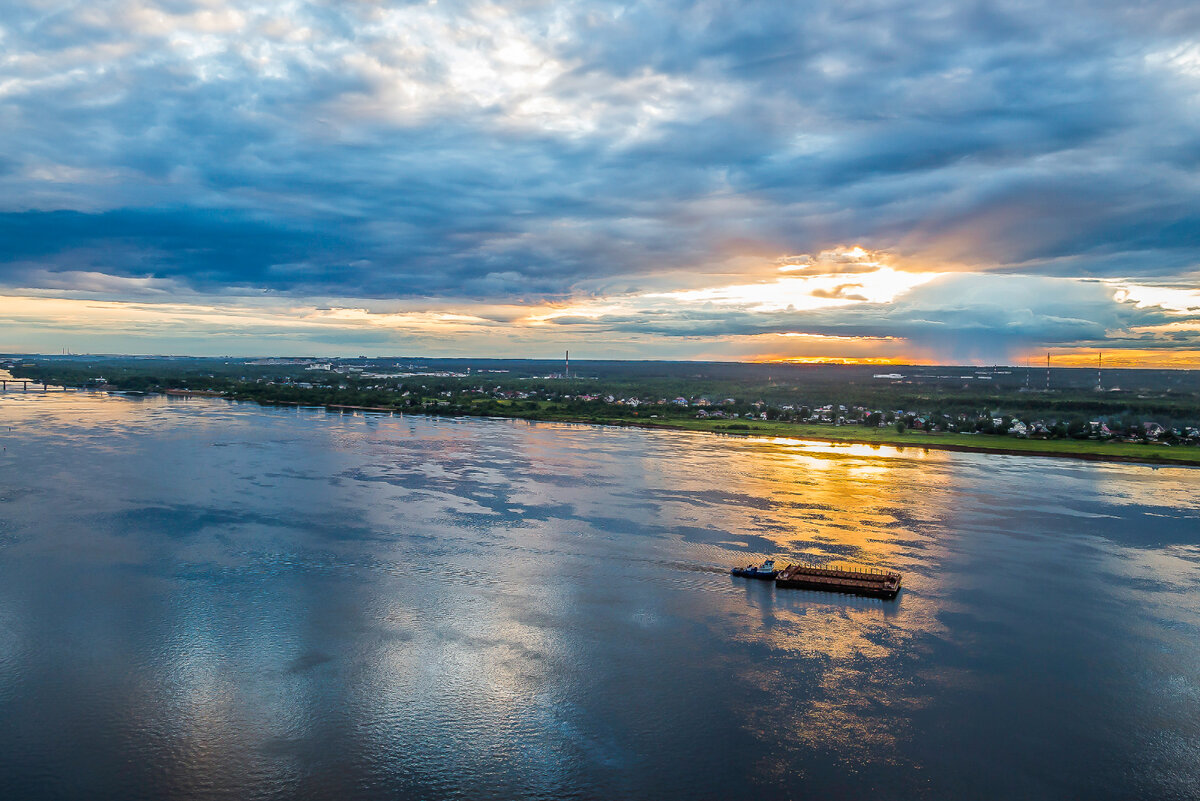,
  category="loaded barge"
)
[732,559,902,599]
